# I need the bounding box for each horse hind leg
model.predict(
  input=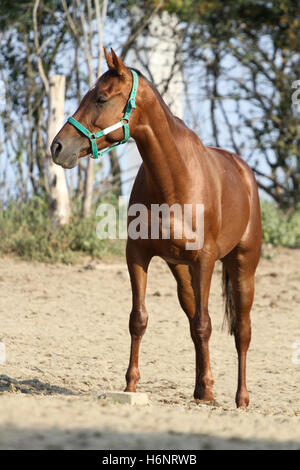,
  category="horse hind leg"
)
[222,242,261,408]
